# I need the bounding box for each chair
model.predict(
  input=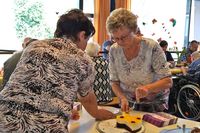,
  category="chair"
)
[177,83,200,121]
[92,56,113,104]
[171,76,200,121]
